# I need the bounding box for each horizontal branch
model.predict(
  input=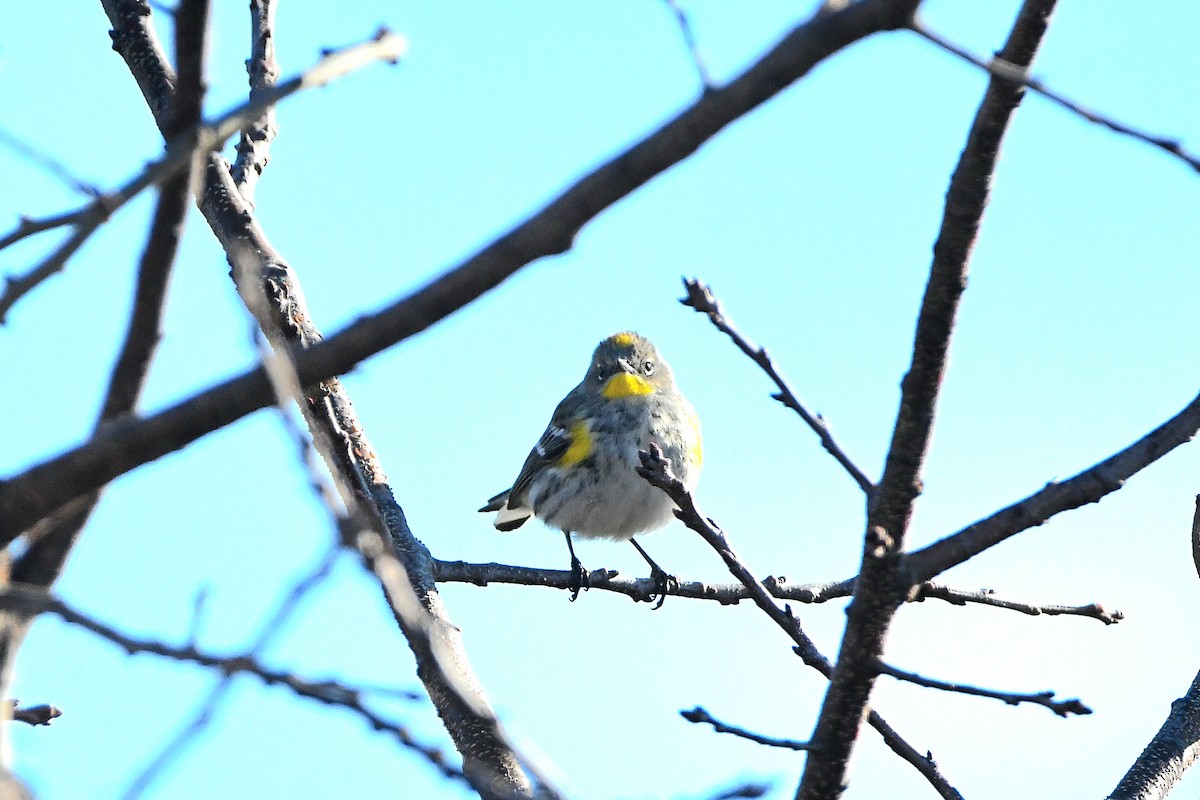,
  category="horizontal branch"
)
[681,706,812,751]
[434,559,1120,623]
[878,660,1092,717]
[8,702,61,727]
[0,28,406,323]
[912,583,1122,624]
